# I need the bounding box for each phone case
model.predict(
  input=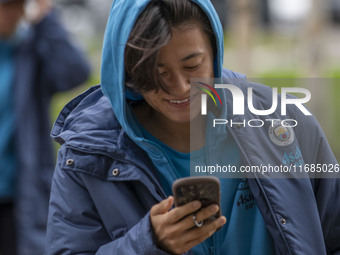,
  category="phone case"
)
[172,176,221,221]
